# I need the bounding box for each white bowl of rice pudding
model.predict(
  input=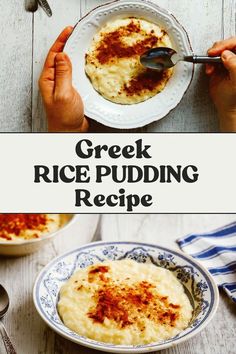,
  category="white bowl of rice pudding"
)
[64,0,194,129]
[0,214,75,256]
[34,242,219,353]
